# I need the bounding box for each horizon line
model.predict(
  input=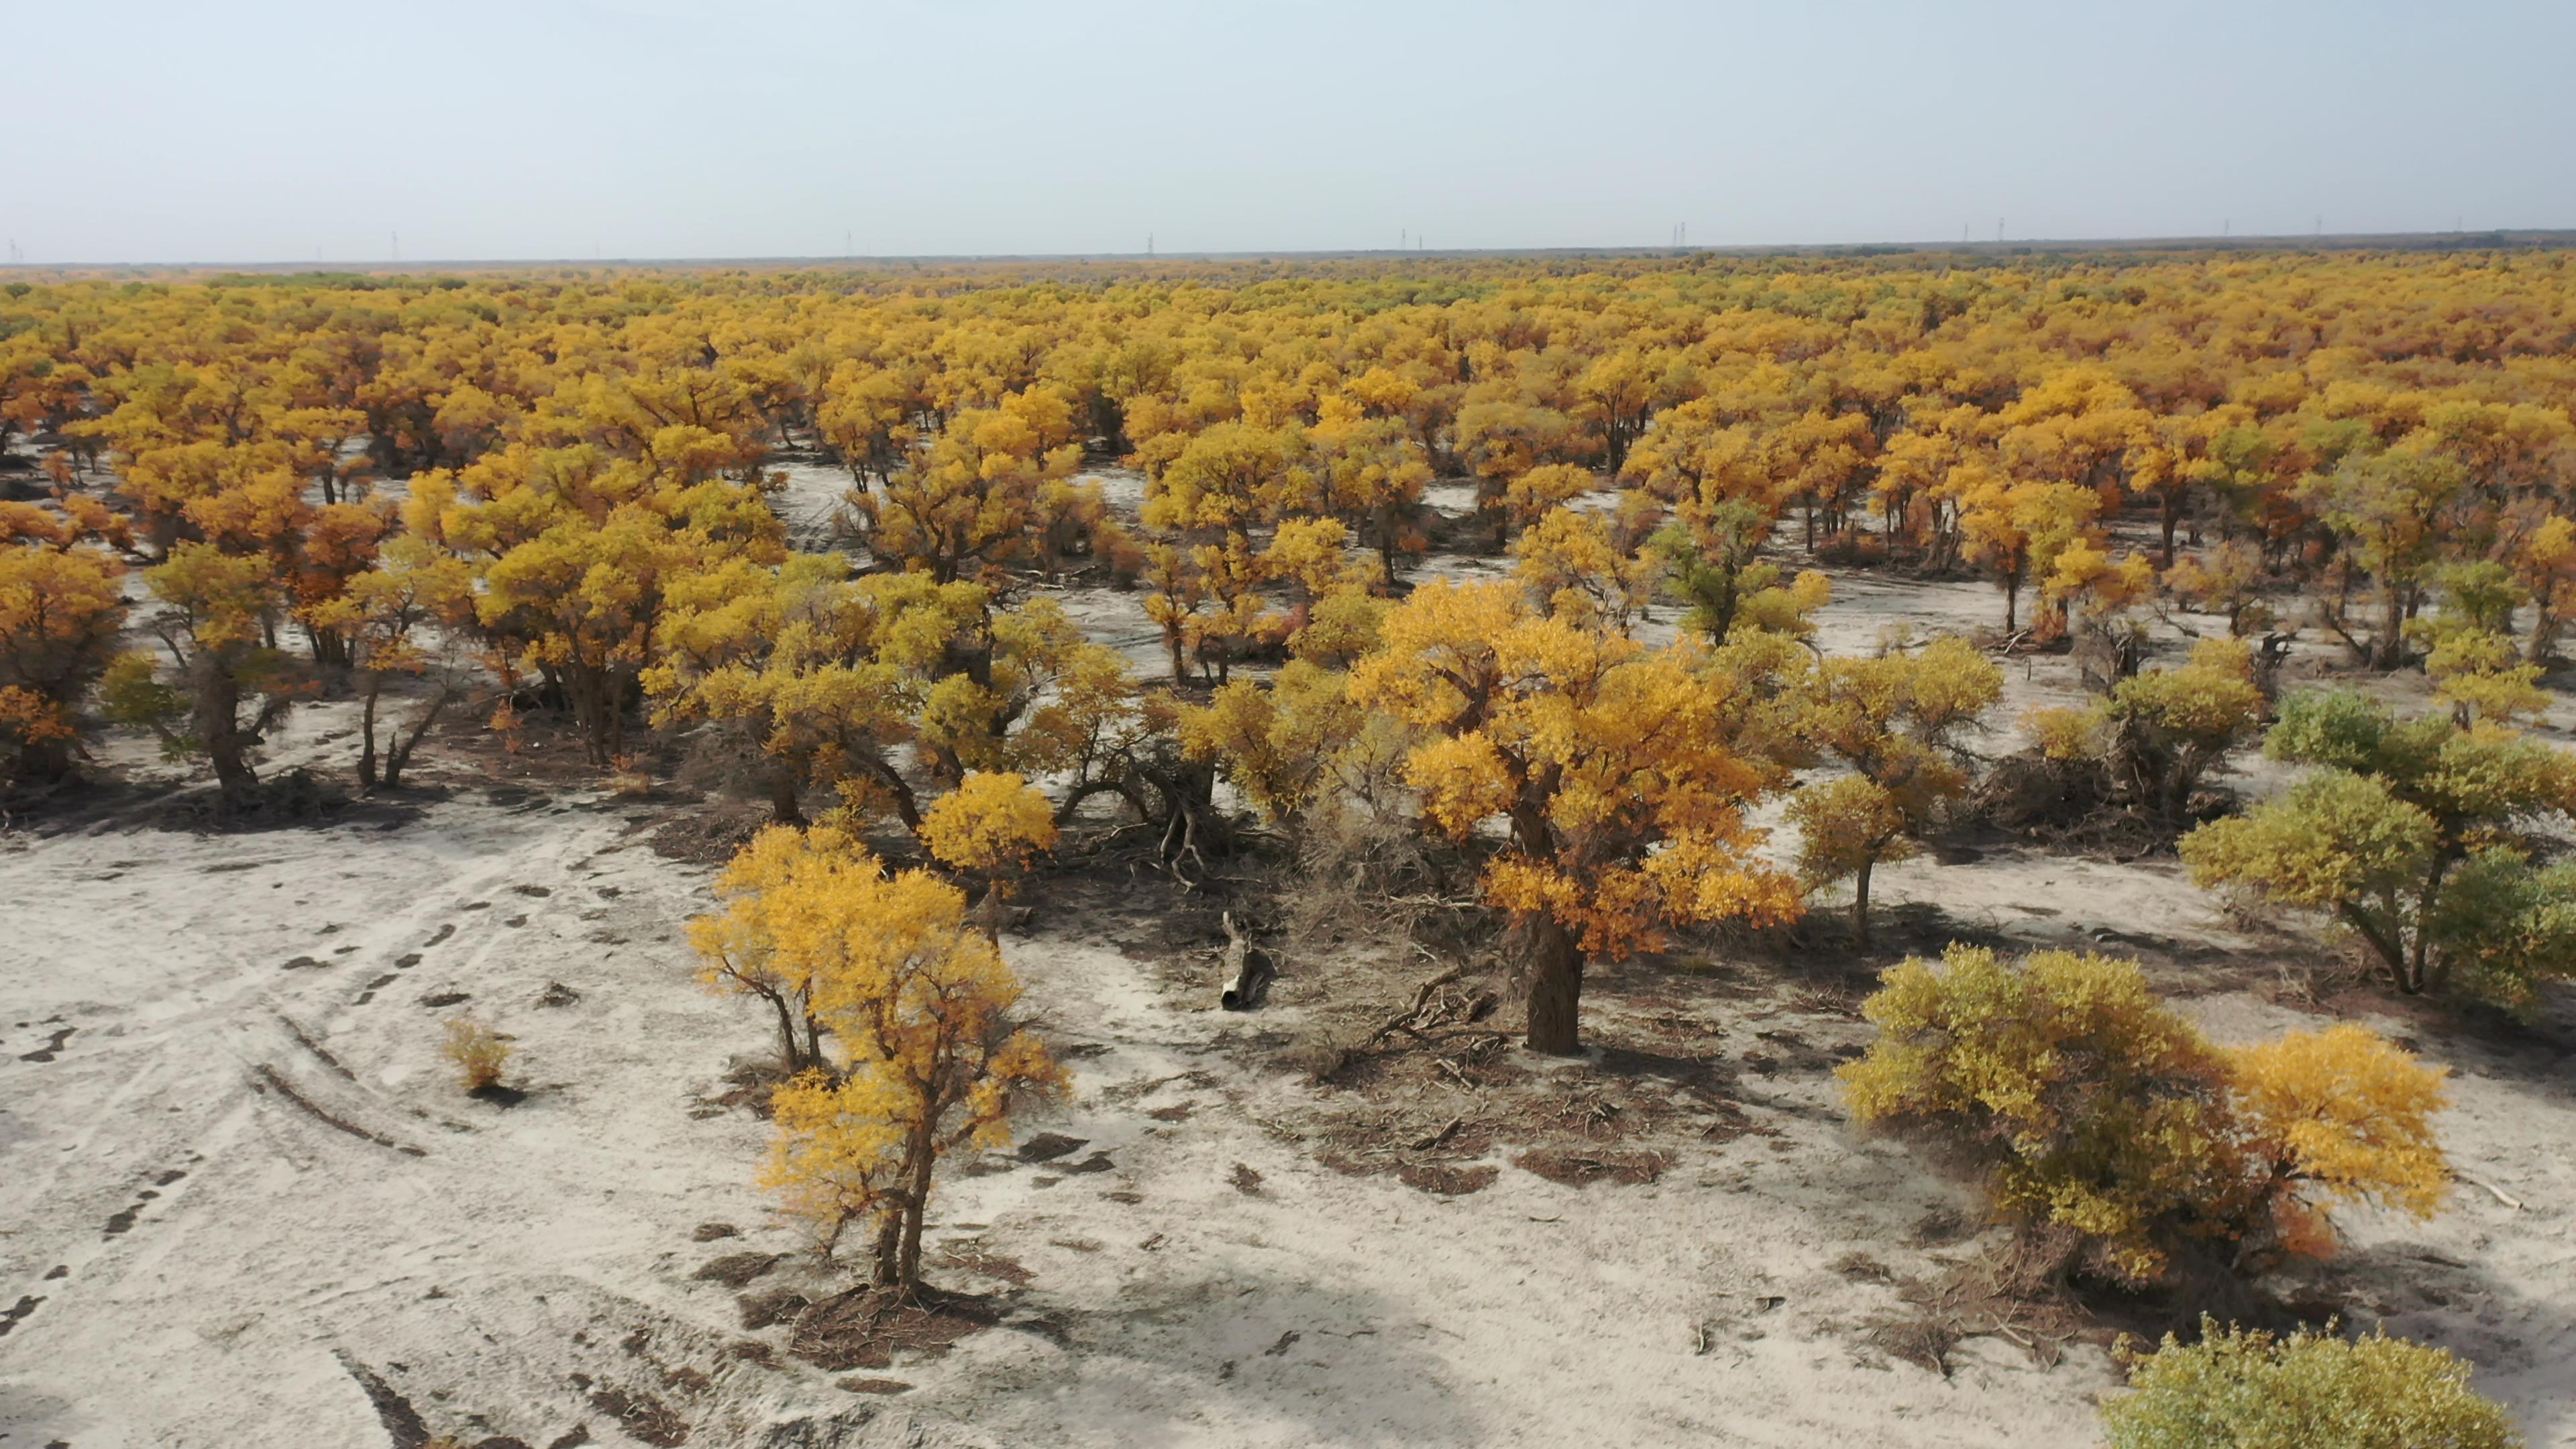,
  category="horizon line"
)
[5,227,2573,274]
